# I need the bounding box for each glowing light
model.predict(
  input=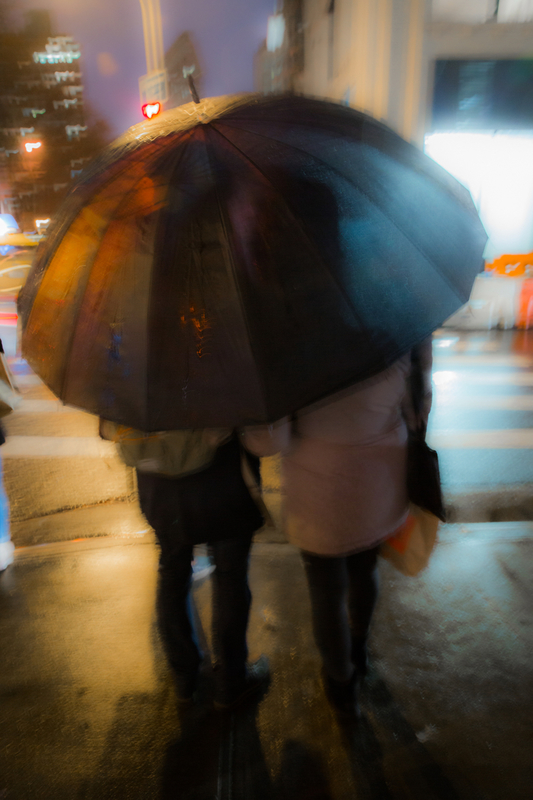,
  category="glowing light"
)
[35,219,50,229]
[425,132,533,259]
[33,50,81,64]
[498,0,533,23]
[142,102,161,119]
[0,215,18,236]
[24,141,42,153]
[139,69,168,105]
[65,125,87,140]
[267,14,285,51]
[432,371,458,386]
[0,313,18,326]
